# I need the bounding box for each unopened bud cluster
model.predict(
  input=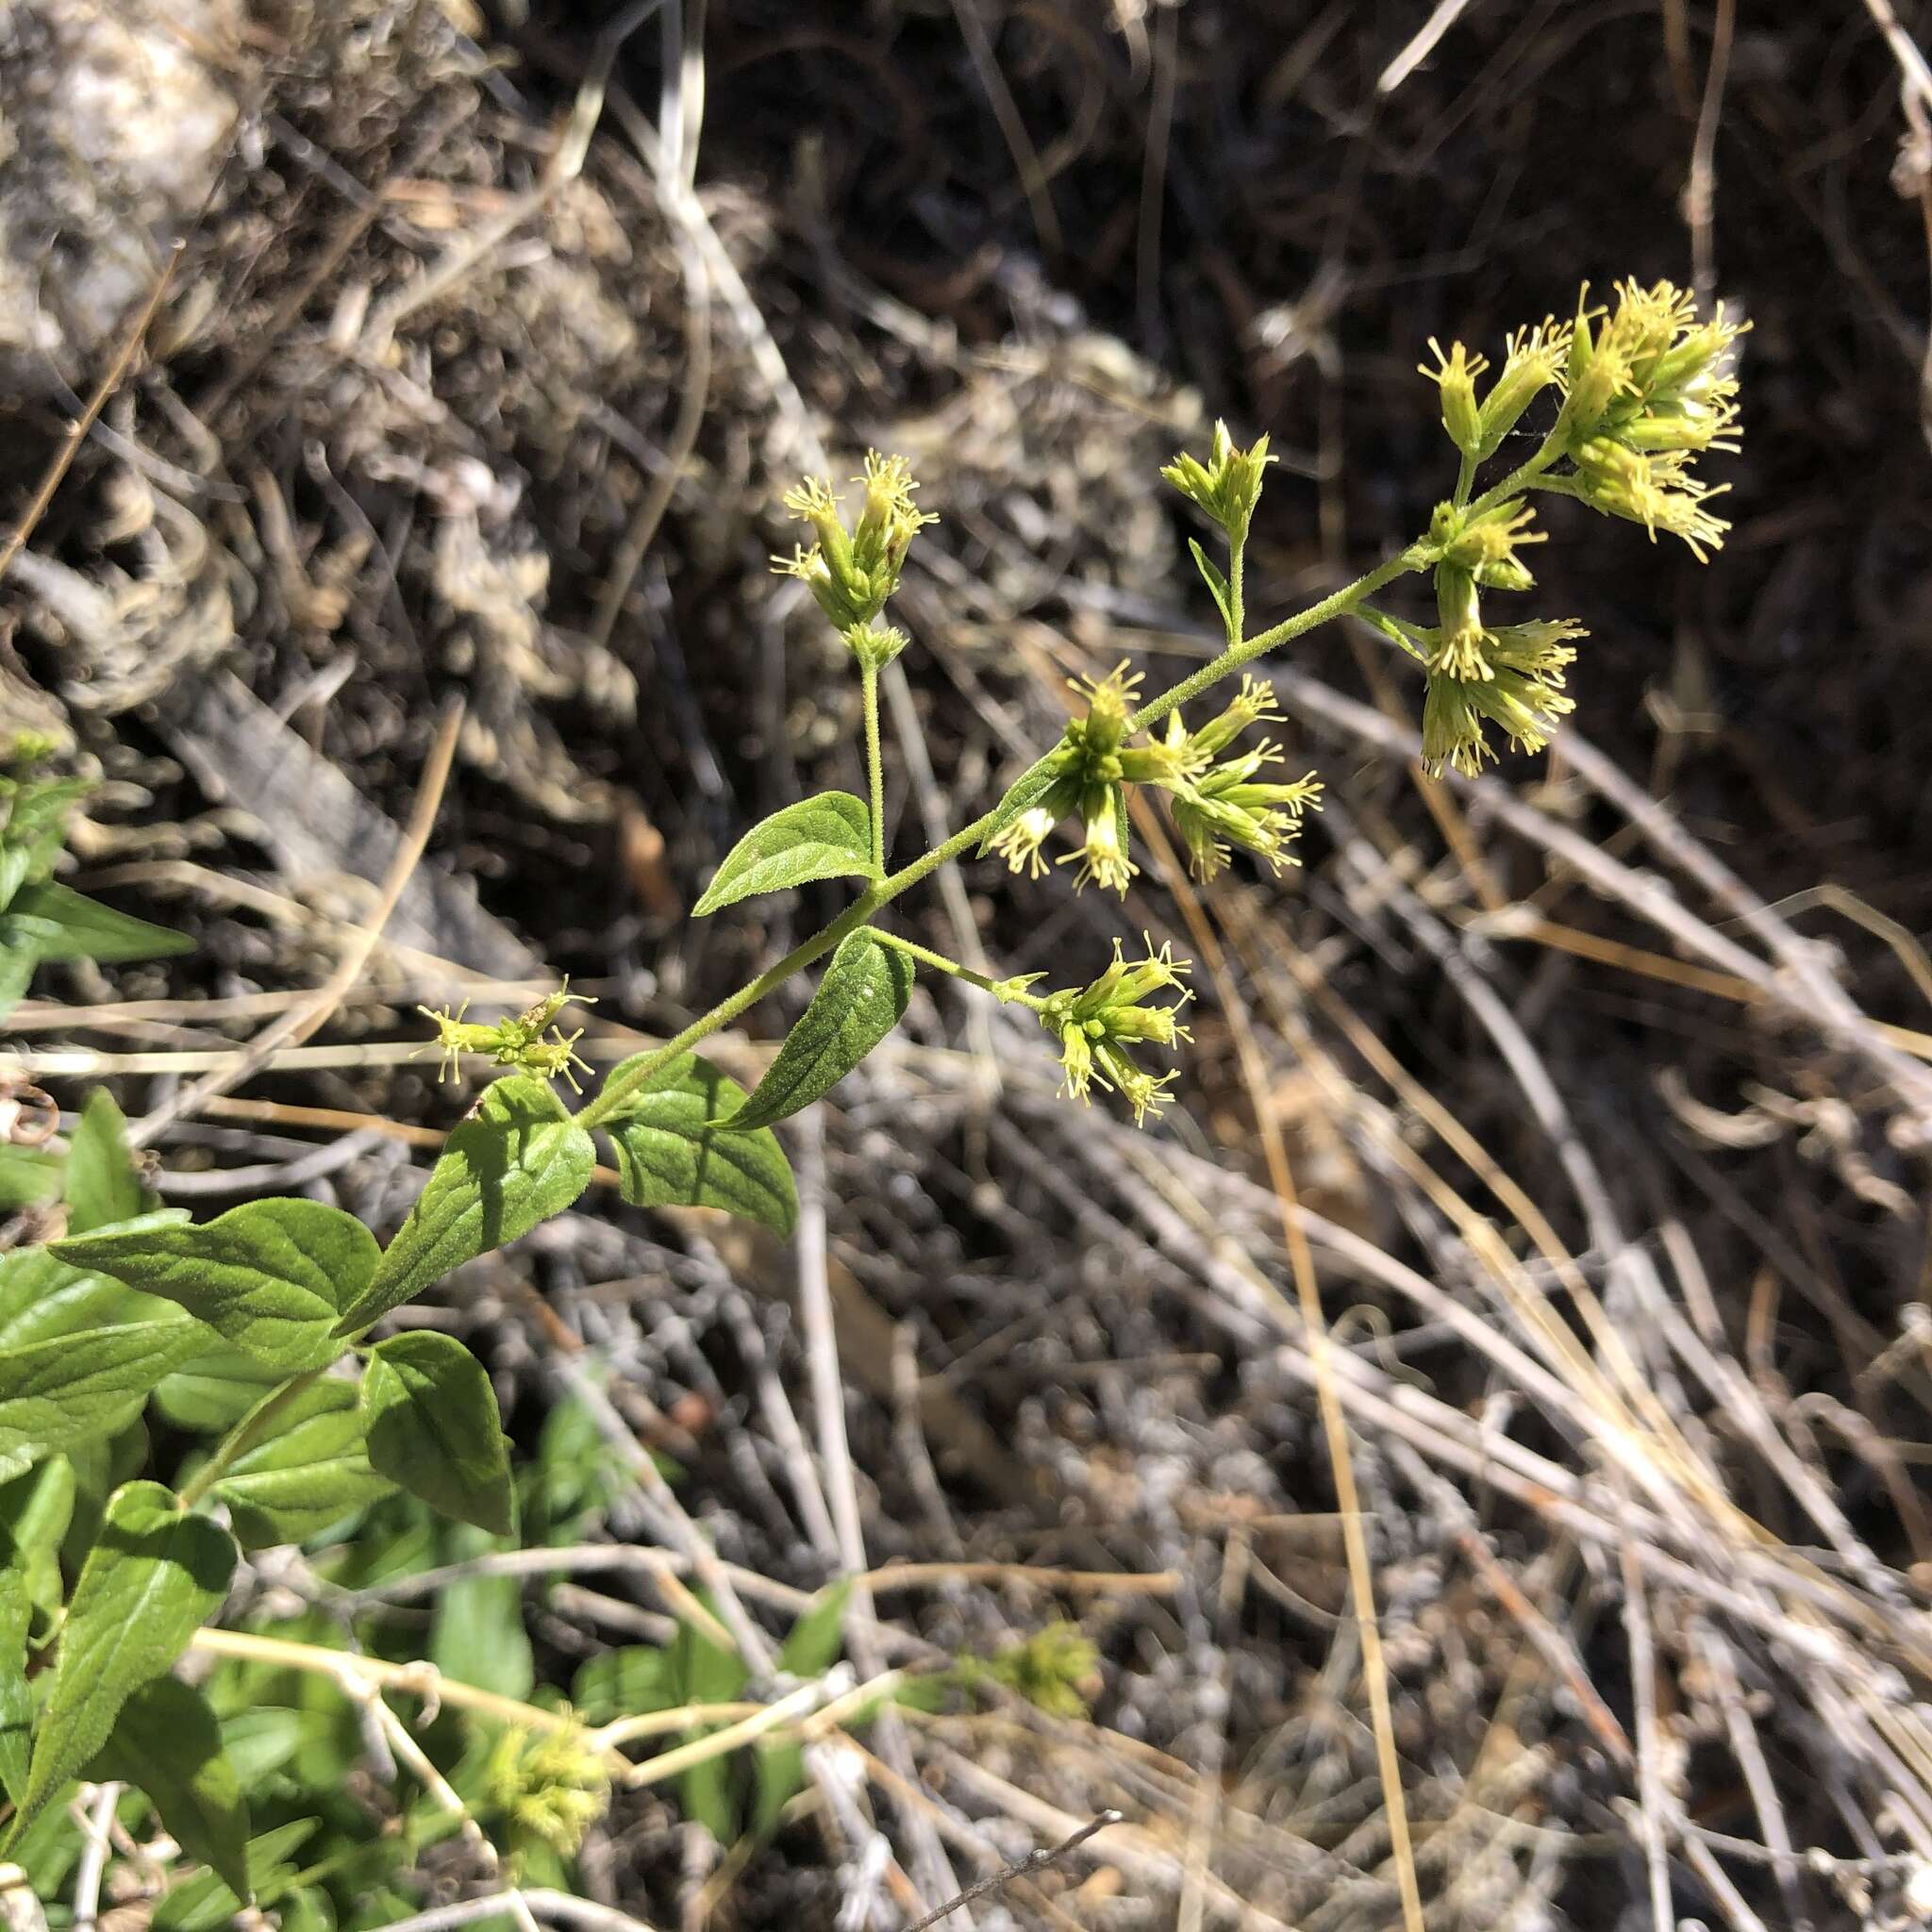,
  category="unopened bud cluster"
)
[1160,420,1275,541]
[772,450,935,664]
